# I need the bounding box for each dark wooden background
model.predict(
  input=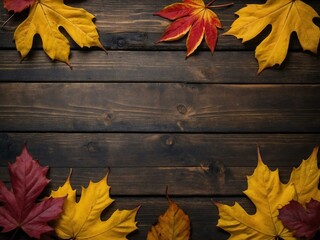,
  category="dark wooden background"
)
[0,0,319,239]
